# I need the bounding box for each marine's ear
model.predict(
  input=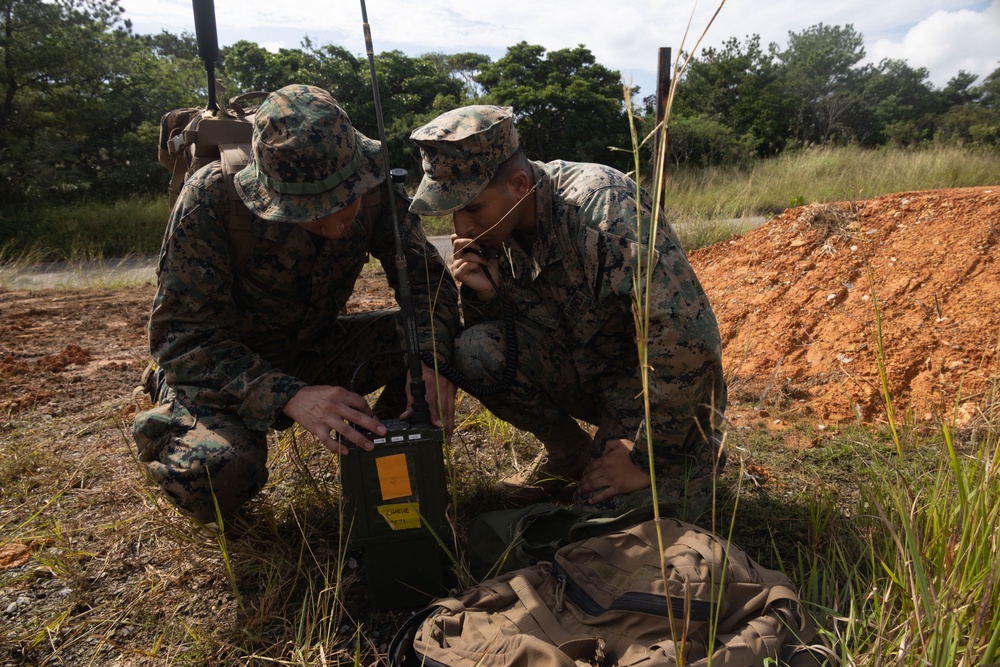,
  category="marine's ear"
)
[508,168,532,199]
